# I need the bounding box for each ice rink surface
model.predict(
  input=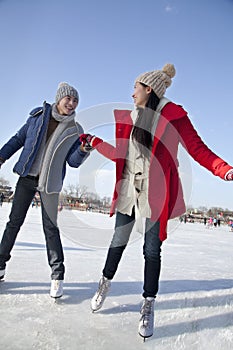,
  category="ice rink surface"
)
[0,203,233,349]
